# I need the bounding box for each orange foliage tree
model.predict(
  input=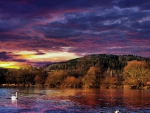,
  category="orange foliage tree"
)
[63,76,81,88]
[101,76,118,87]
[45,70,68,87]
[82,66,101,88]
[123,60,150,88]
